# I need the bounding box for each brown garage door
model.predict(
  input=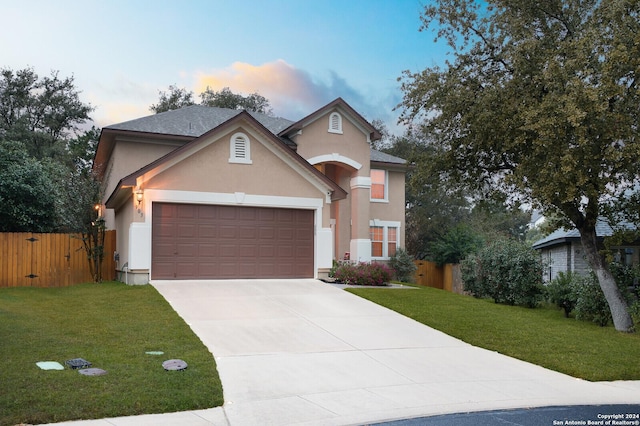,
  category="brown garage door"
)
[151,203,314,279]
